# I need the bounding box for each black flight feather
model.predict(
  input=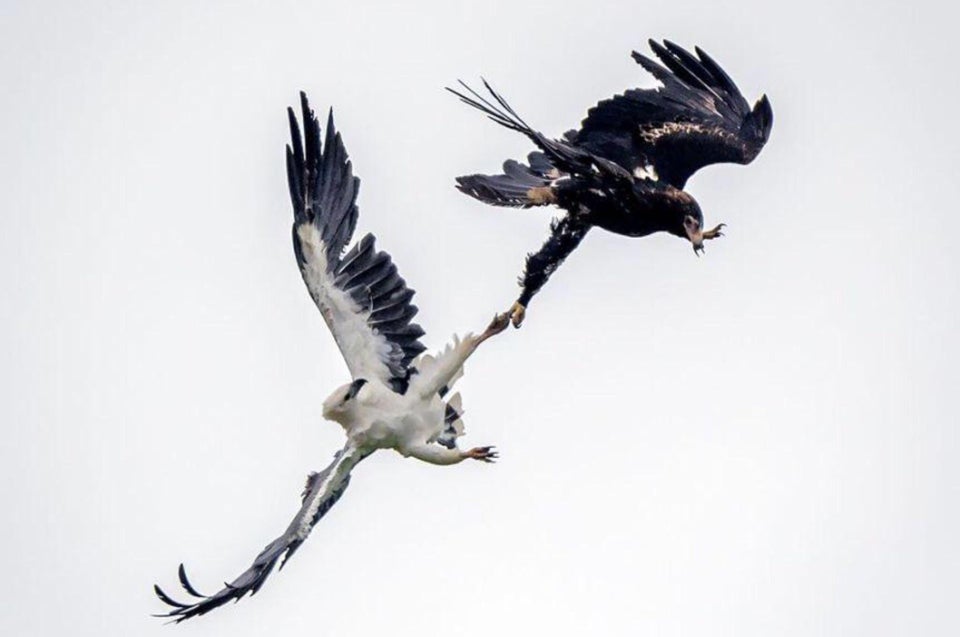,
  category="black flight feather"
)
[287,94,427,385]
